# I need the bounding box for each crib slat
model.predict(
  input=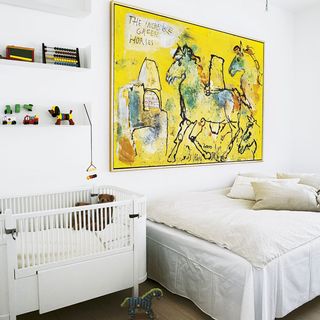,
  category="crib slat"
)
[81,209,85,255]
[104,207,108,249]
[66,212,70,260]
[91,209,95,253]
[121,205,125,249]
[30,218,35,267]
[21,220,26,268]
